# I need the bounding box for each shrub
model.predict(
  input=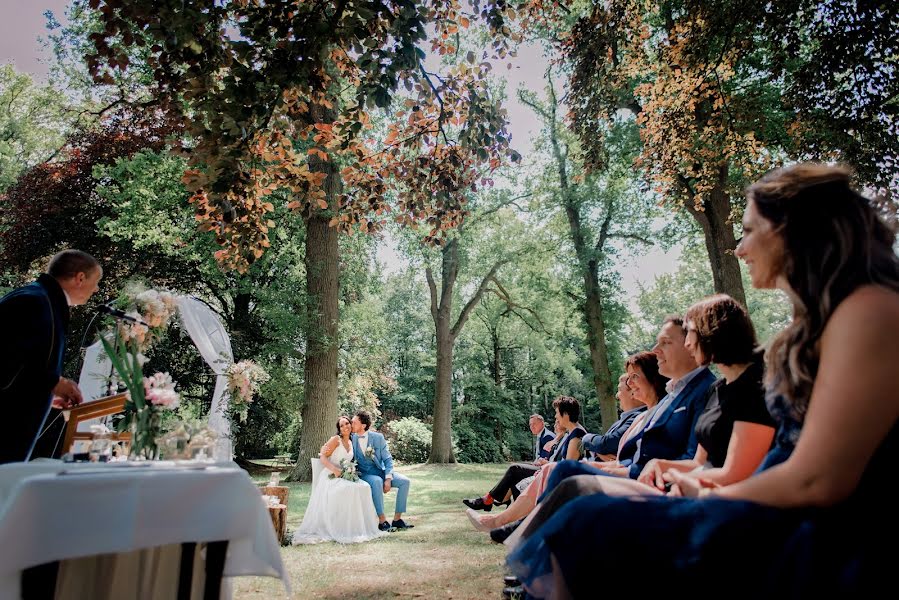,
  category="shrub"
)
[384,416,432,463]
